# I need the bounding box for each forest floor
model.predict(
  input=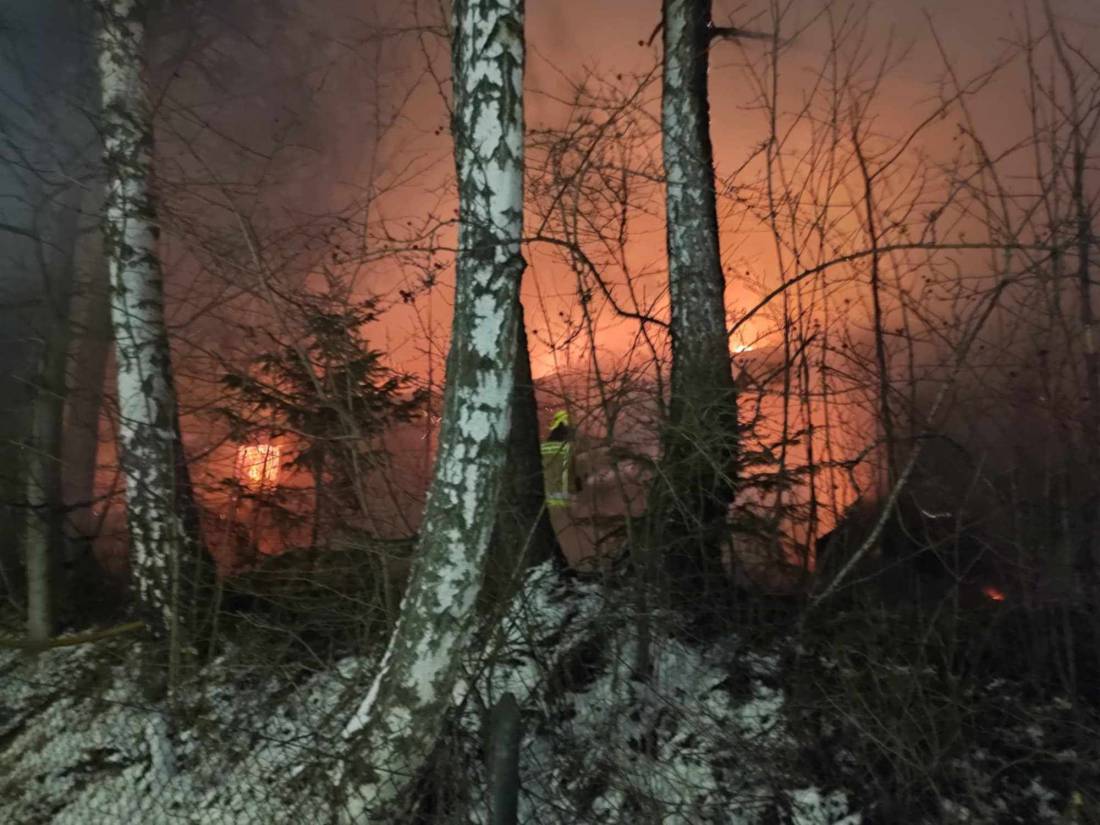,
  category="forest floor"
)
[0,563,1094,824]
